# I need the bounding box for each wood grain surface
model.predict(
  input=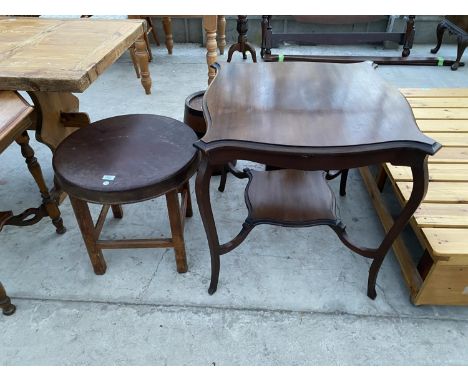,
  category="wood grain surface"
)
[0,17,145,92]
